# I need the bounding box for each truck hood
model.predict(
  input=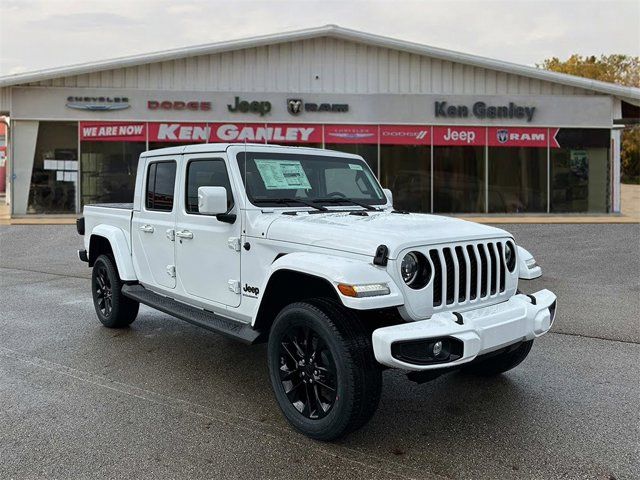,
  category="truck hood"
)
[265,211,510,258]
